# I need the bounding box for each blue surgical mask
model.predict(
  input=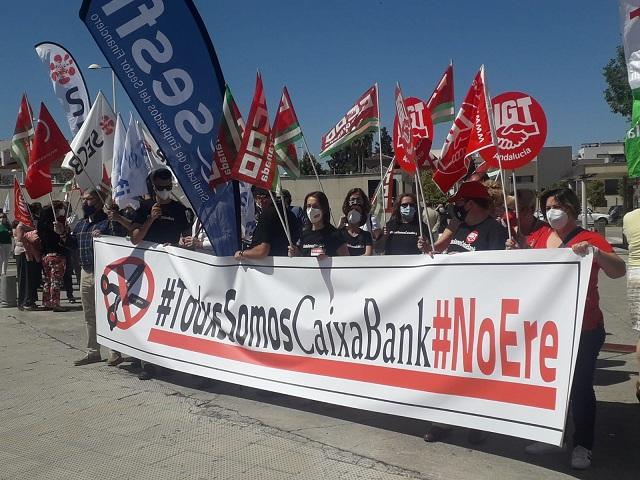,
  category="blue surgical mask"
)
[400,205,416,220]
